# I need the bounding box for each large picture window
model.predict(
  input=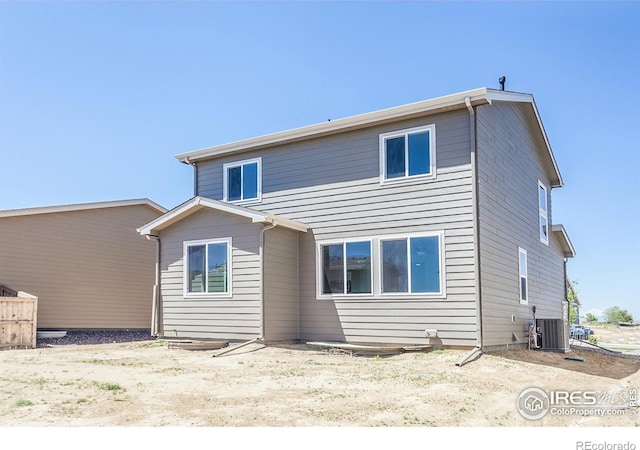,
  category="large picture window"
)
[320,240,372,296]
[379,124,436,182]
[538,180,549,245]
[381,234,442,295]
[223,157,261,203]
[184,238,231,296]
